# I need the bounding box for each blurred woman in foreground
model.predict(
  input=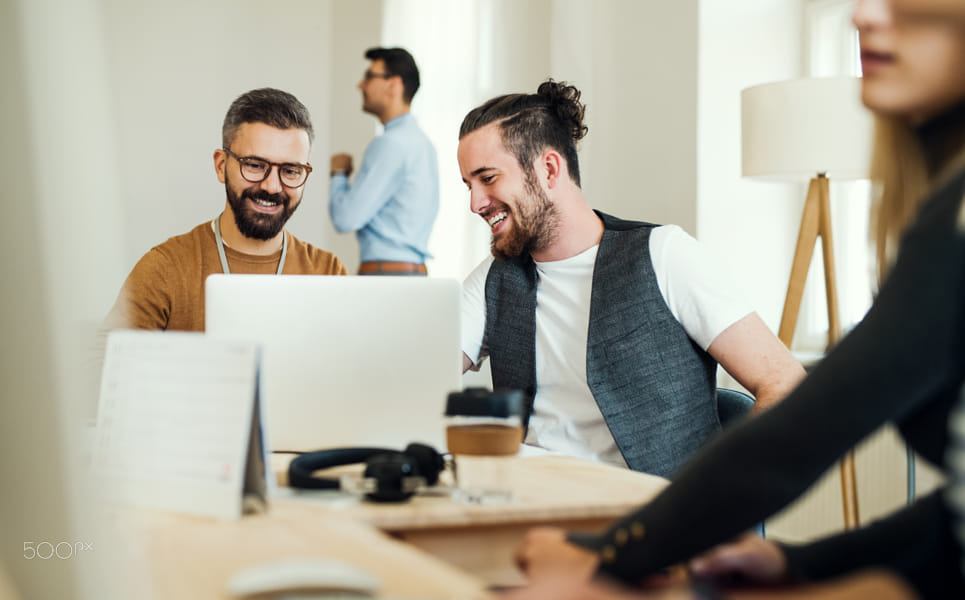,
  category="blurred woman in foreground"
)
[509,0,965,598]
